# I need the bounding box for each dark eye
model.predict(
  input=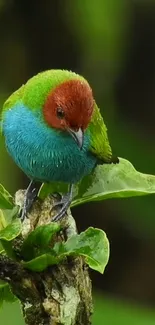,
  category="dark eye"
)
[57,107,65,119]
